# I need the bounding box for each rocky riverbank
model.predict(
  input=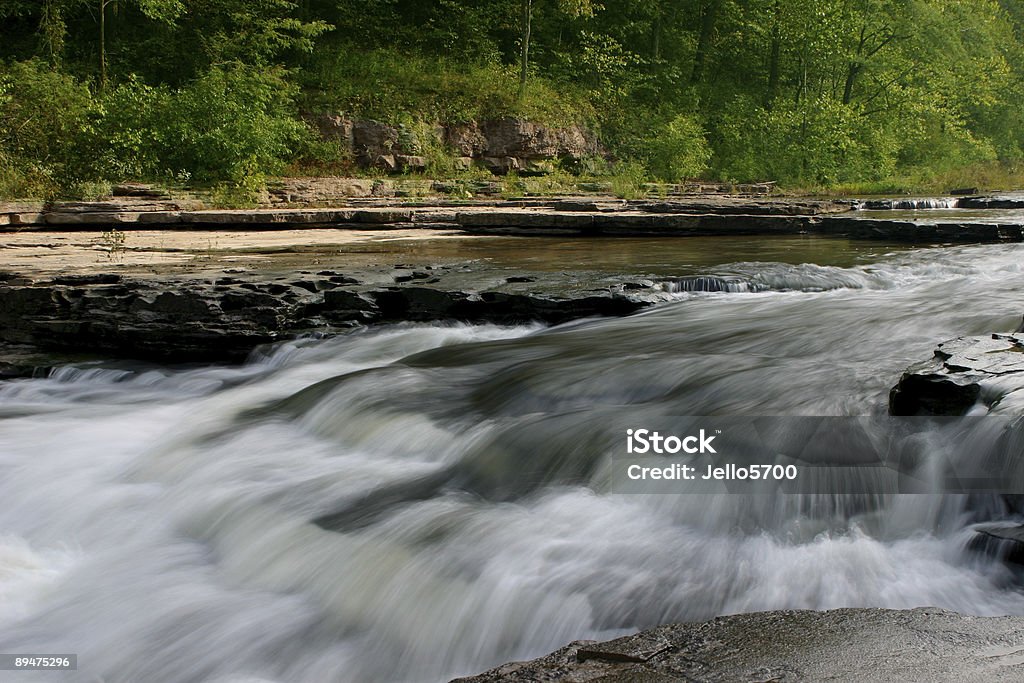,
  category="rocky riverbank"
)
[8,191,1024,241]
[454,608,1024,682]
